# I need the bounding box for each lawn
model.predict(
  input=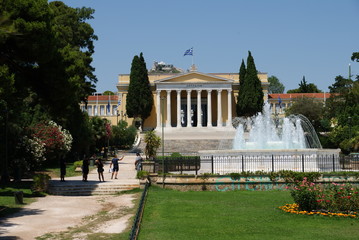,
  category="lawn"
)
[0,182,40,218]
[139,187,359,240]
